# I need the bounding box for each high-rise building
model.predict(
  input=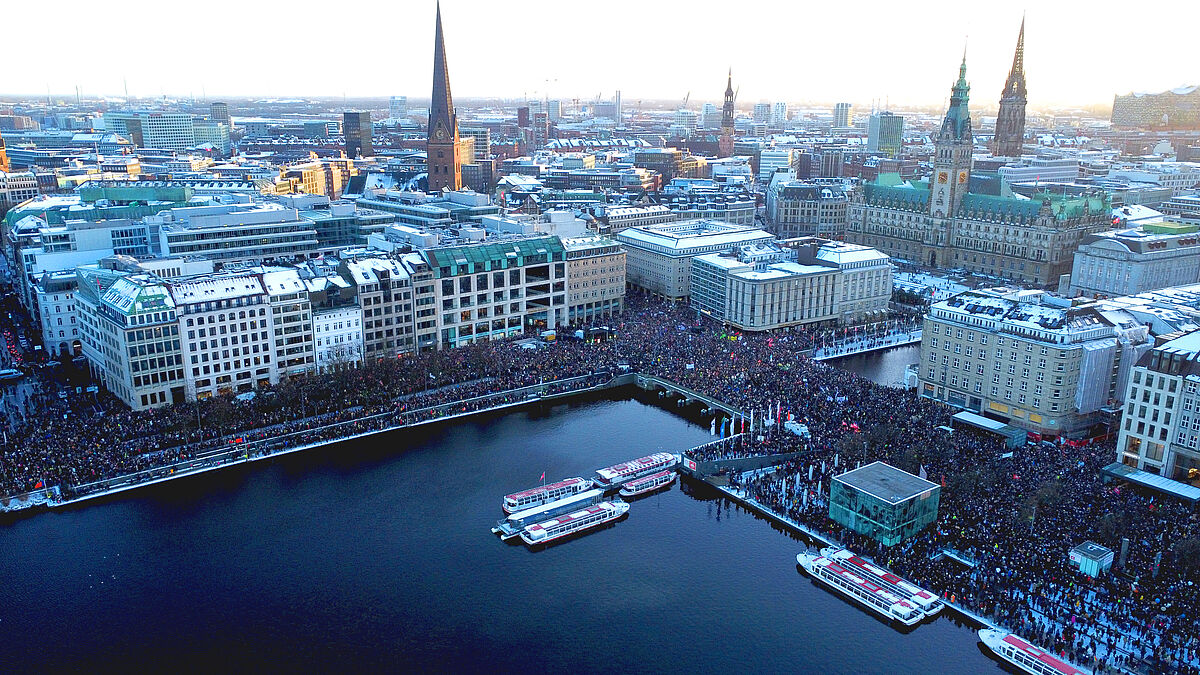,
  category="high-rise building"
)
[832,102,853,128]
[0,128,9,173]
[929,58,973,220]
[343,111,372,159]
[614,90,622,123]
[516,106,530,128]
[993,18,1028,157]
[770,102,788,127]
[867,111,904,158]
[719,69,736,158]
[427,3,463,192]
[531,111,550,149]
[547,99,562,123]
[210,102,230,126]
[753,102,771,124]
[103,112,195,150]
[459,128,490,162]
[390,95,408,120]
